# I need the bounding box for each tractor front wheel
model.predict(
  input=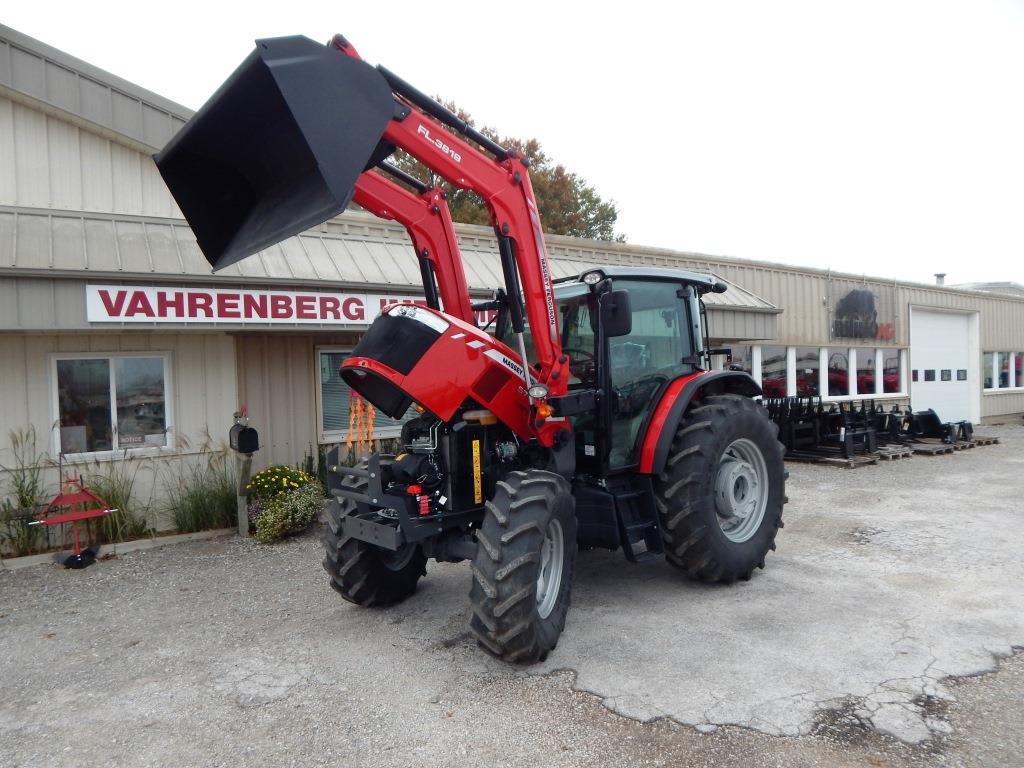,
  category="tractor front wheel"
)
[469,470,576,663]
[322,466,426,606]
[655,394,785,583]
